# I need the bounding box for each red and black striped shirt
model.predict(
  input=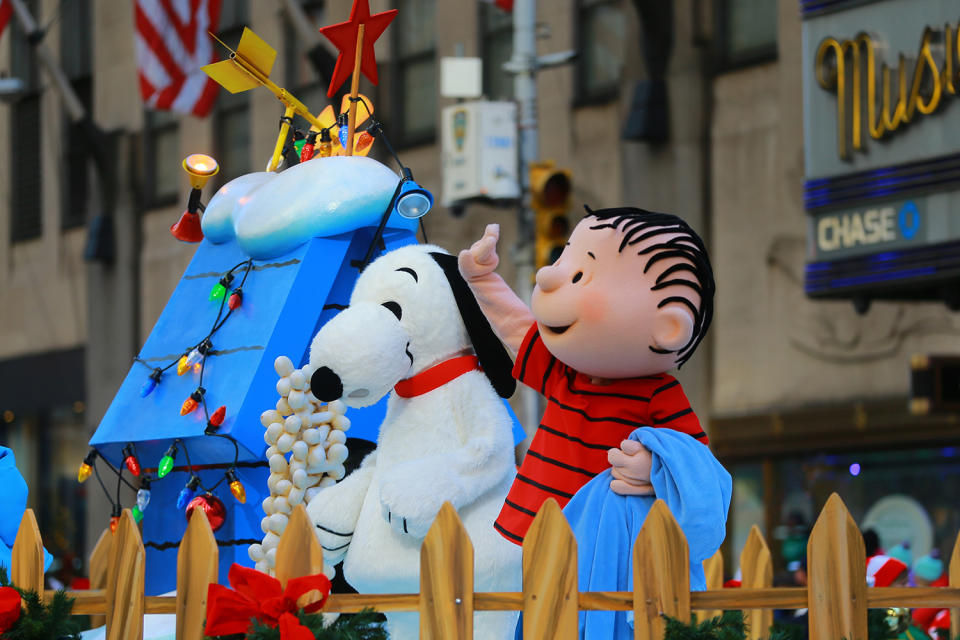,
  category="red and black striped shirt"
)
[494,323,708,545]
